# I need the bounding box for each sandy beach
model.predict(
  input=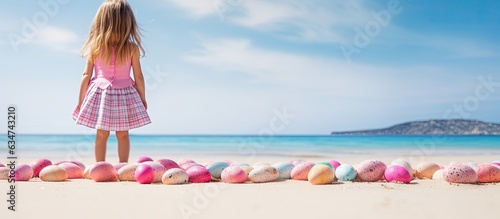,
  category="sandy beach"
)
[1,154,499,219]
